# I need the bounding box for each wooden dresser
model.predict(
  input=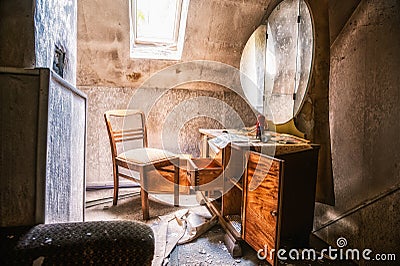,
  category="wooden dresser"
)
[196,129,319,265]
